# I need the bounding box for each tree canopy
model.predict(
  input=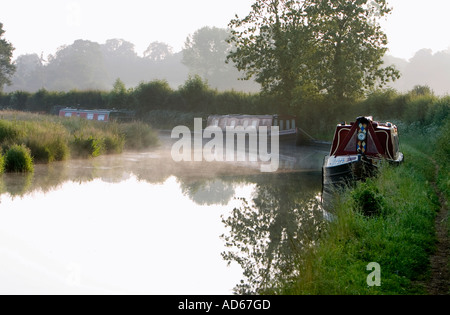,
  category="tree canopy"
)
[0,23,16,92]
[227,0,400,113]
